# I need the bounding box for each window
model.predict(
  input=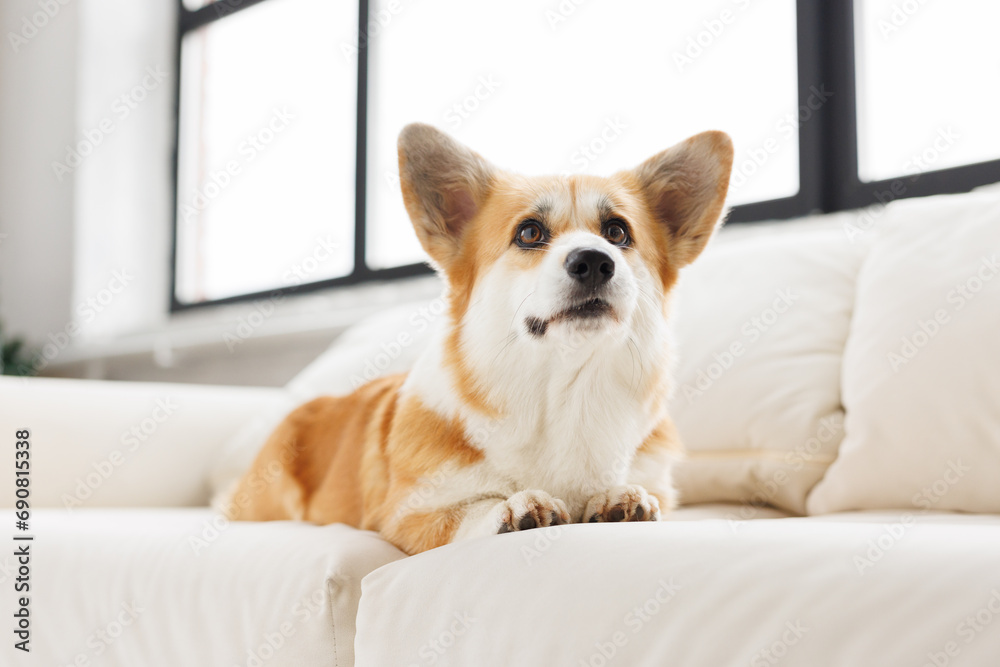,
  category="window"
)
[174,0,358,305]
[172,0,1000,310]
[854,0,1000,182]
[365,0,799,269]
